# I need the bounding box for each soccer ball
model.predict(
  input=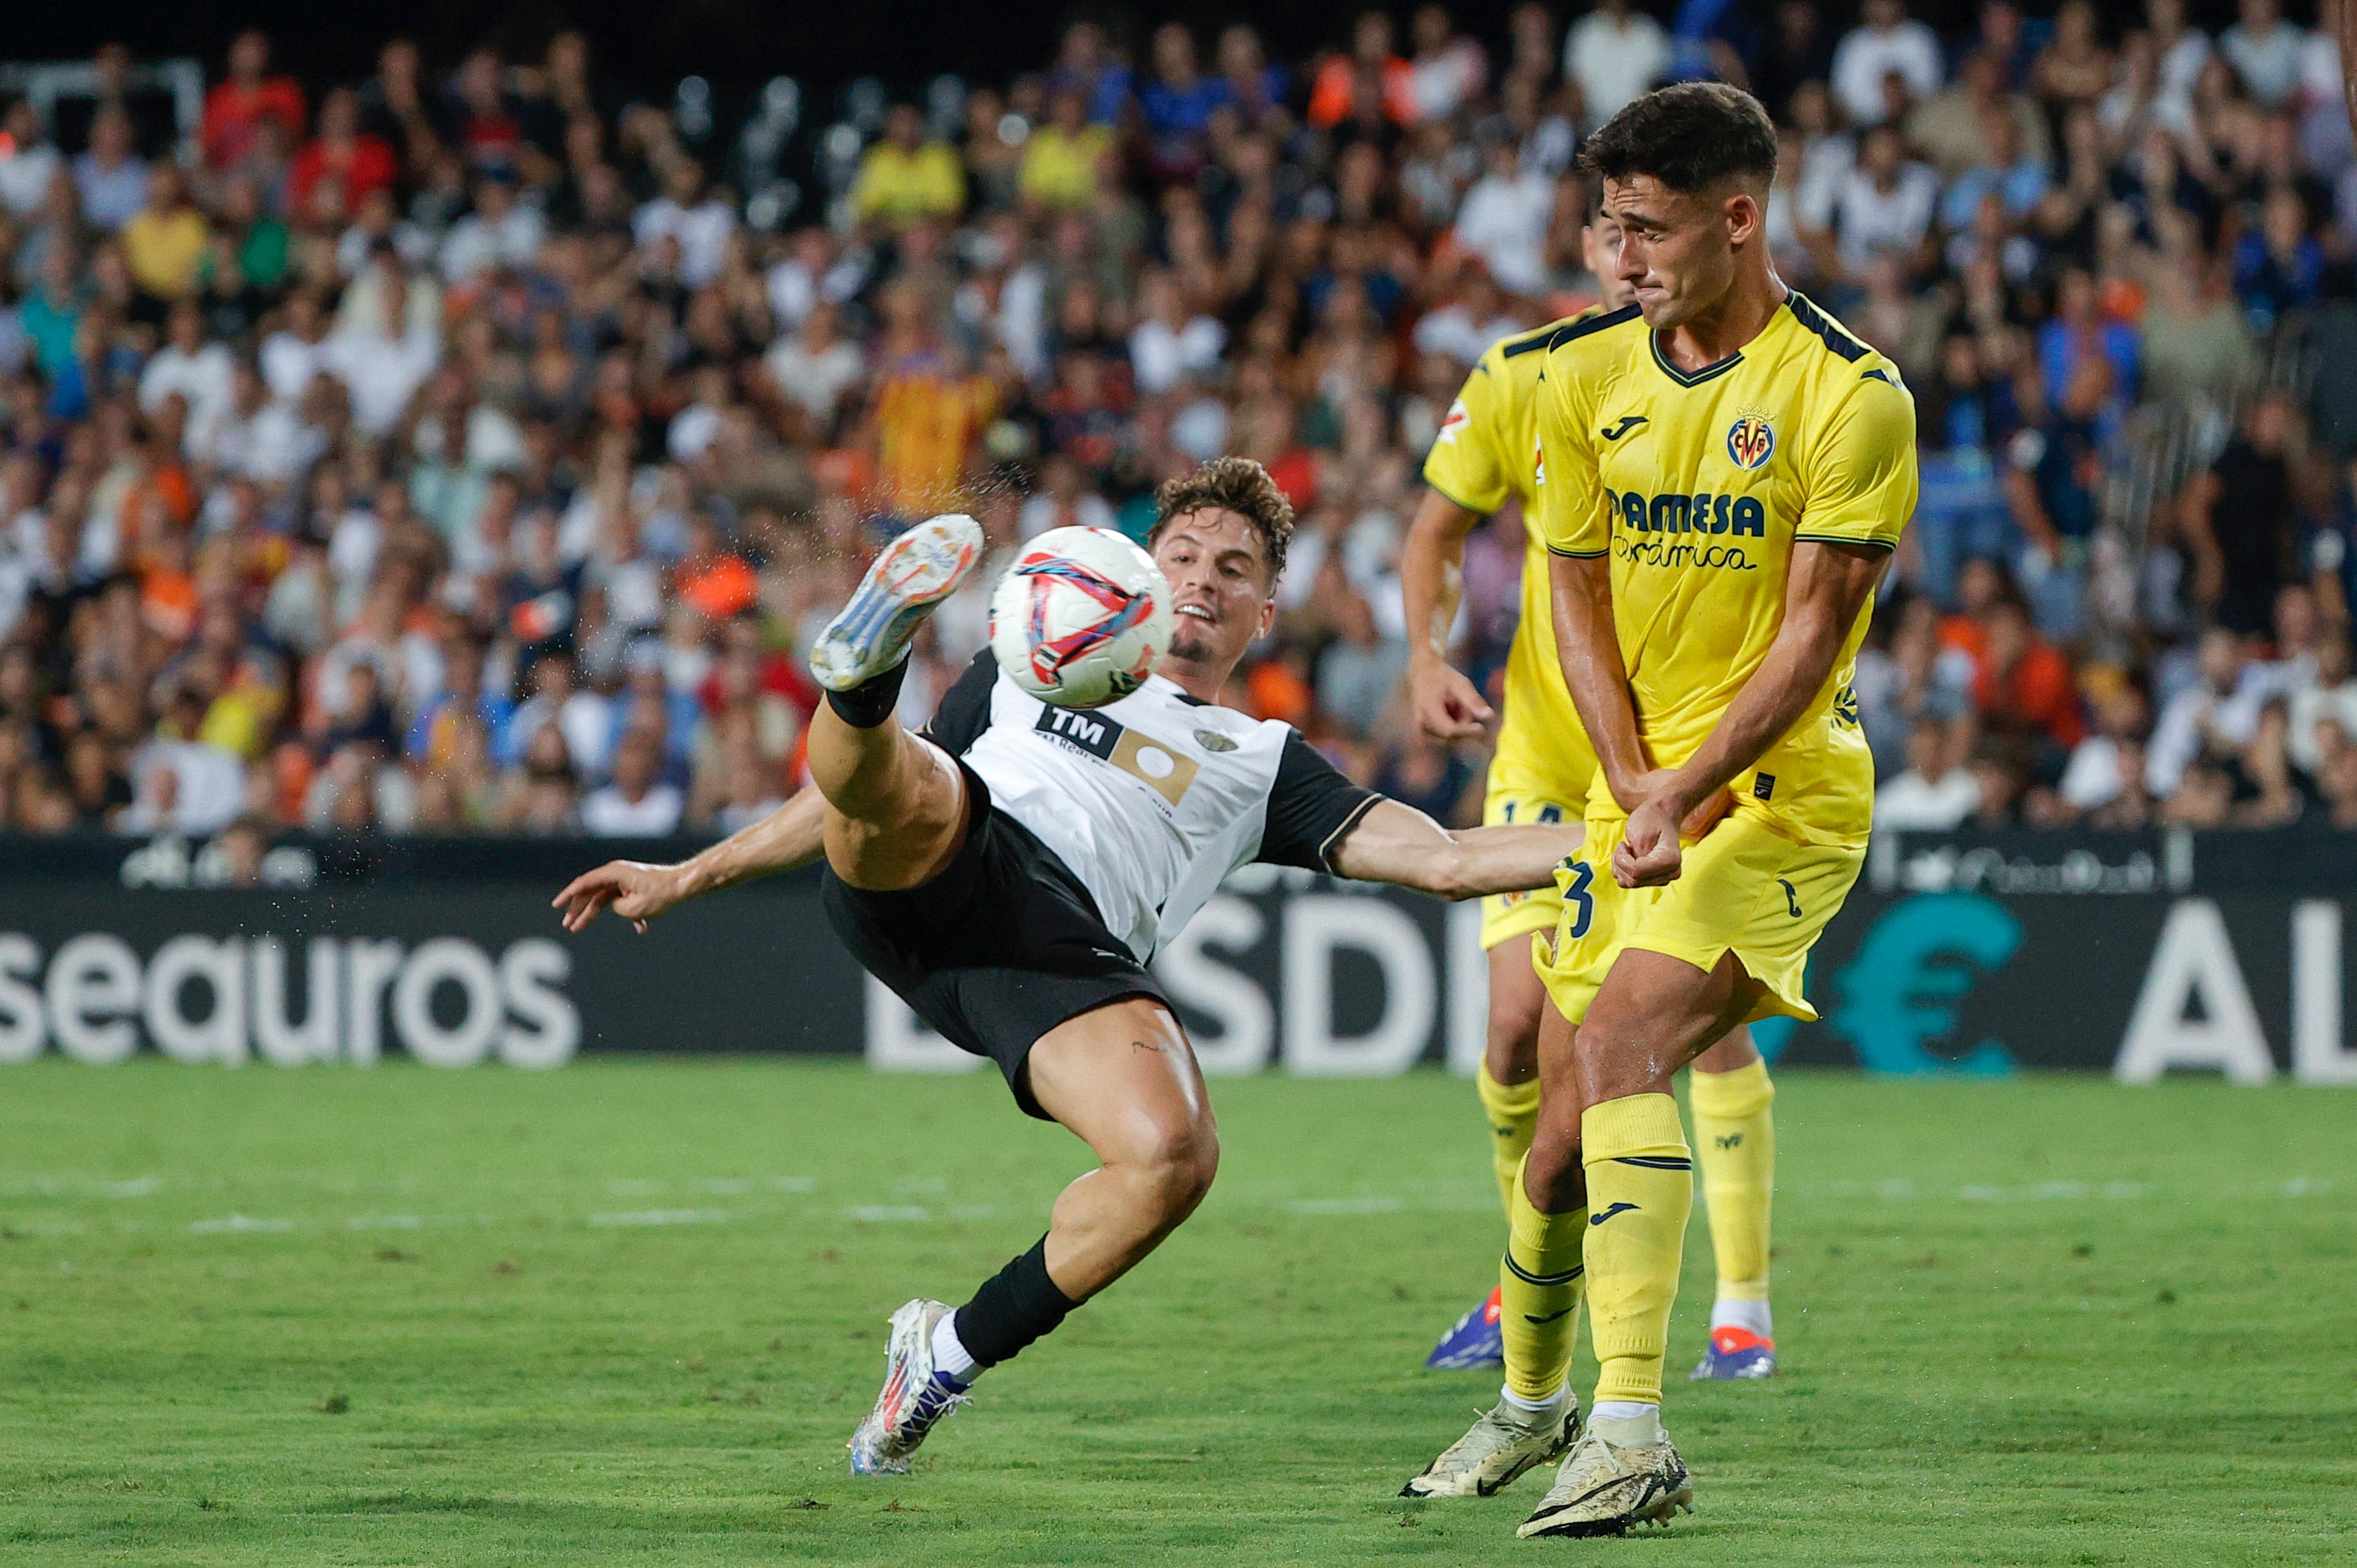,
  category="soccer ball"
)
[988,527,1175,709]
